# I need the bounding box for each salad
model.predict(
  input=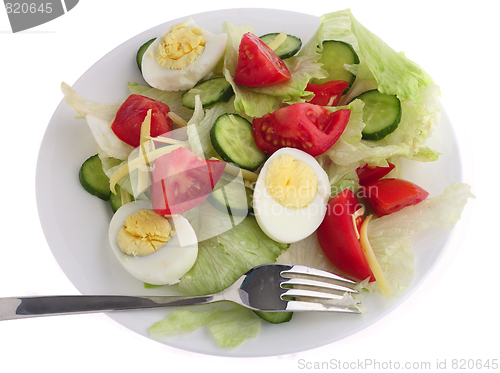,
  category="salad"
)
[62,9,472,349]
